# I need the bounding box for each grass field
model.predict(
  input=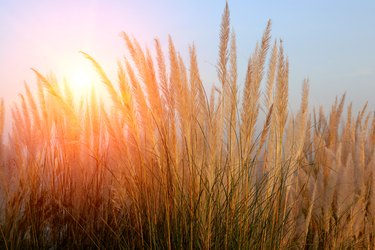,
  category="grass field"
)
[0,4,374,249]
